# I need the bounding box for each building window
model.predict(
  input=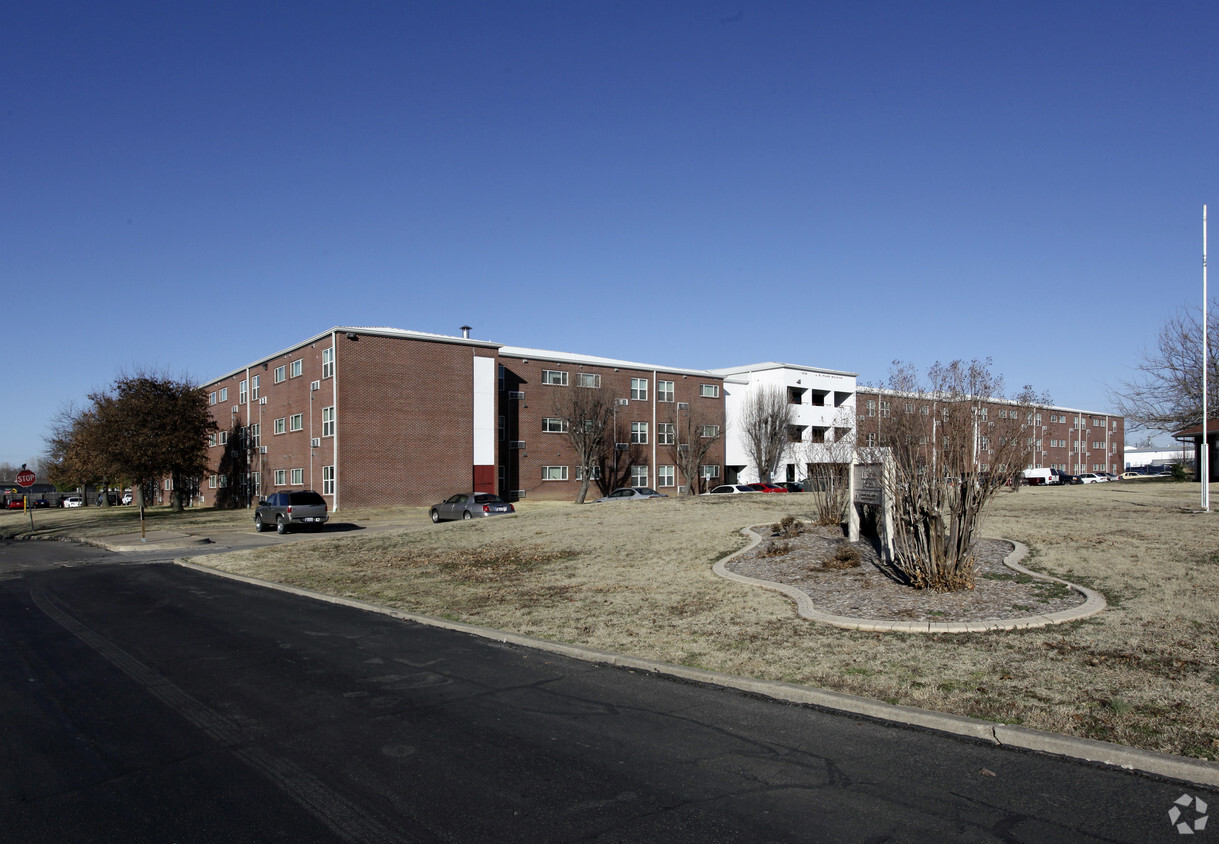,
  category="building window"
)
[219,387,228,402]
[657,422,675,445]
[164,478,173,491]
[290,359,303,378]
[497,364,505,391]
[700,465,720,480]
[631,378,648,401]
[322,465,335,495]
[208,475,217,489]
[630,465,649,486]
[542,417,569,433]
[700,424,720,438]
[657,465,675,487]
[251,375,260,400]
[866,400,876,417]
[322,347,334,379]
[274,417,286,435]
[322,407,335,437]
[217,474,228,488]
[630,422,648,444]
[499,415,505,441]
[290,468,304,485]
[657,380,674,402]
[866,433,877,447]
[700,384,719,398]
[577,372,601,388]
[542,369,568,386]
[880,401,891,418]
[274,365,286,383]
[274,469,287,486]
[290,414,303,432]
[239,380,248,404]
[542,466,568,481]
[218,431,228,446]
[576,465,601,480]
[250,423,261,447]
[209,433,217,447]
[209,391,217,405]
